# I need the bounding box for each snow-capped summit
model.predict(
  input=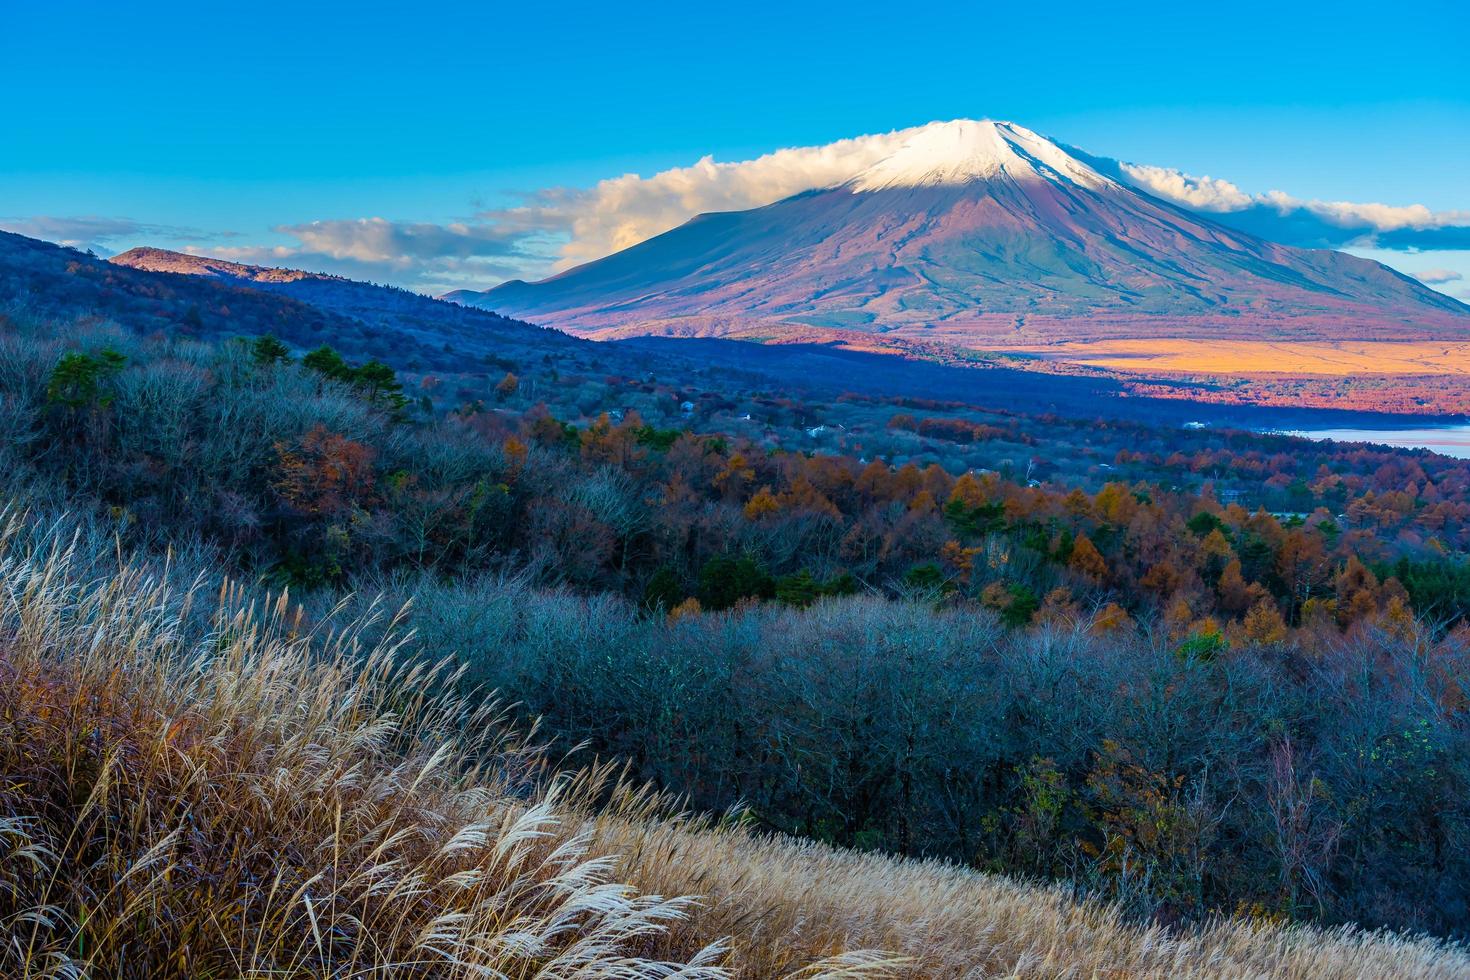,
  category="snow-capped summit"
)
[452,120,1469,345]
[844,119,1112,192]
